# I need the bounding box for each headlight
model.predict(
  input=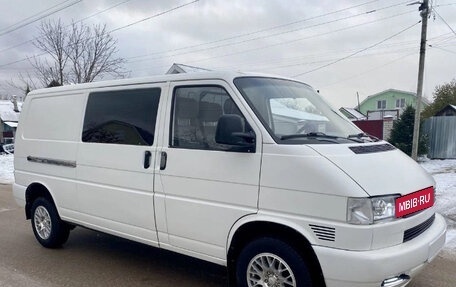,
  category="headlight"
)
[347,195,398,225]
